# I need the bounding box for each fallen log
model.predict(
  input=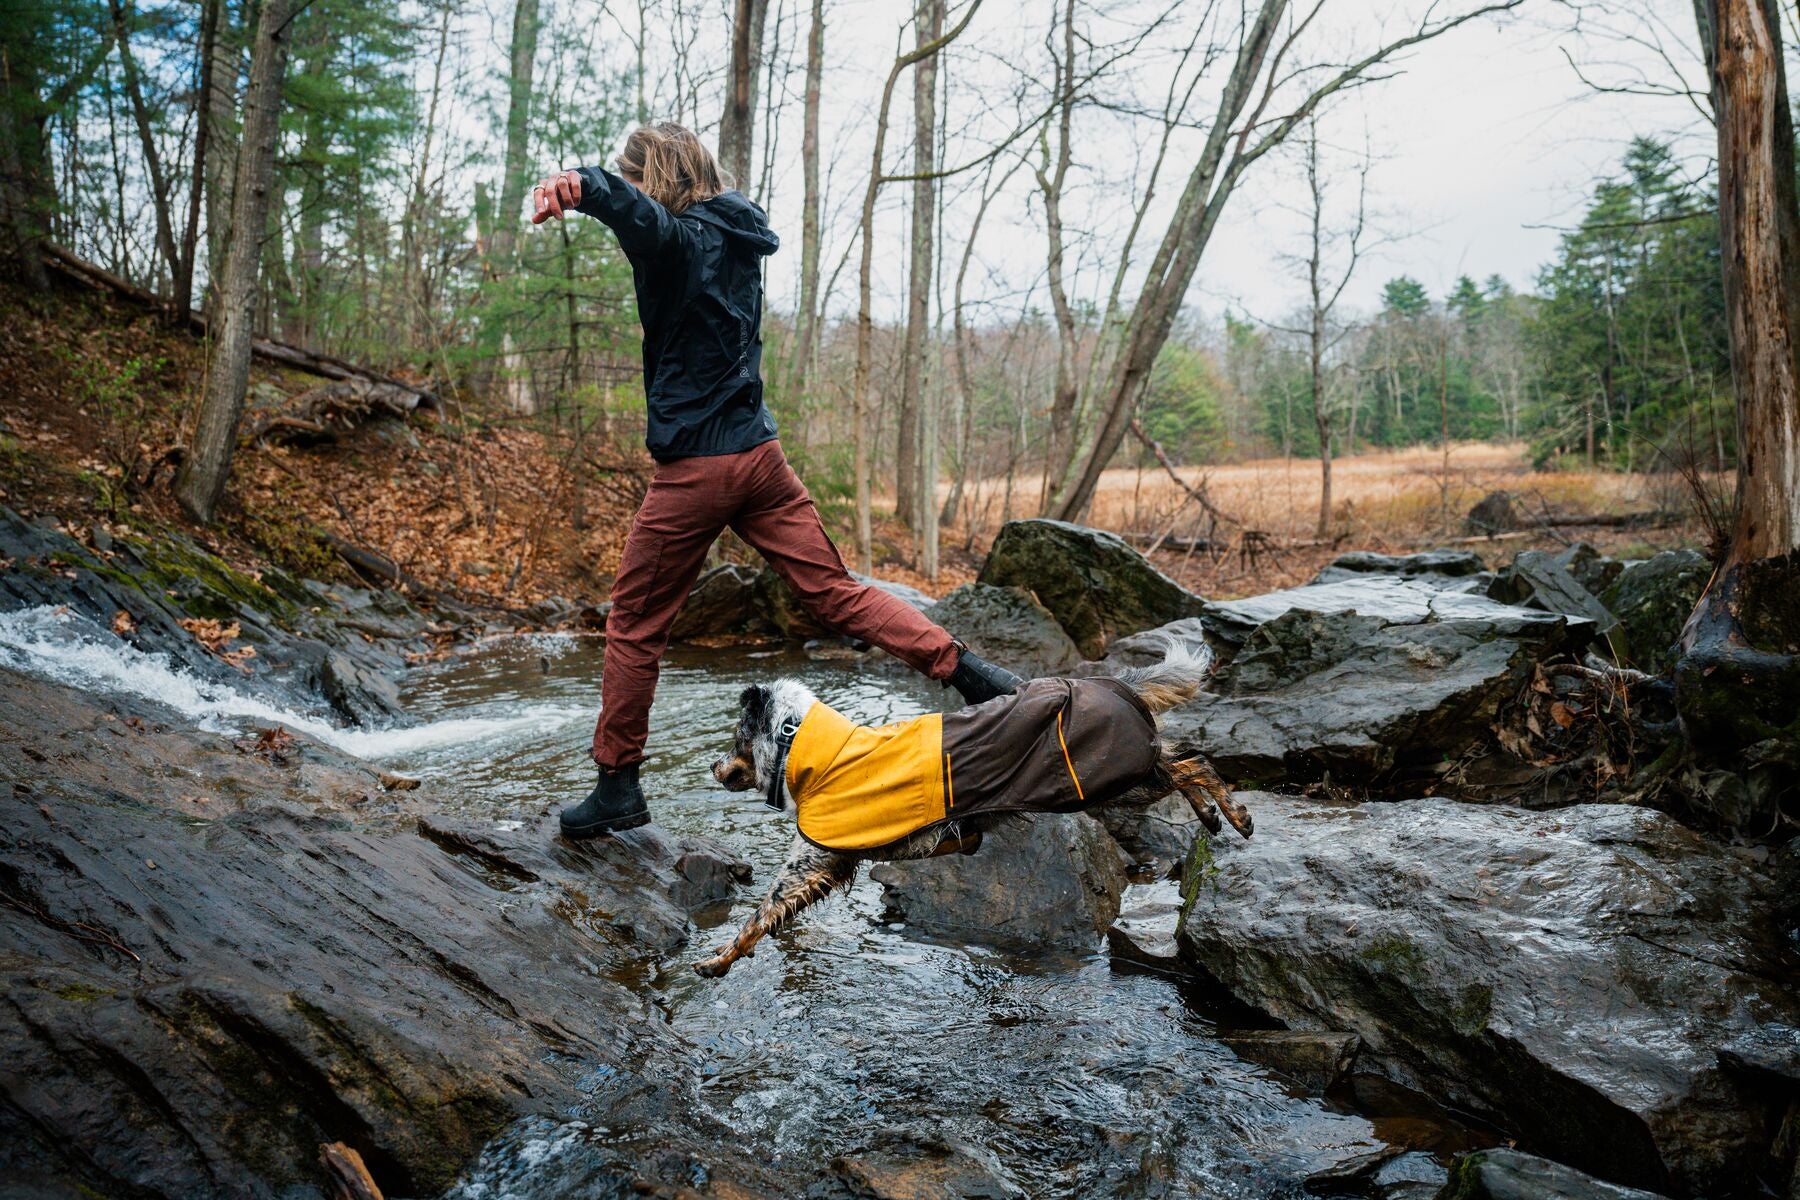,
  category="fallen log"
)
[247,377,424,445]
[42,243,440,412]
